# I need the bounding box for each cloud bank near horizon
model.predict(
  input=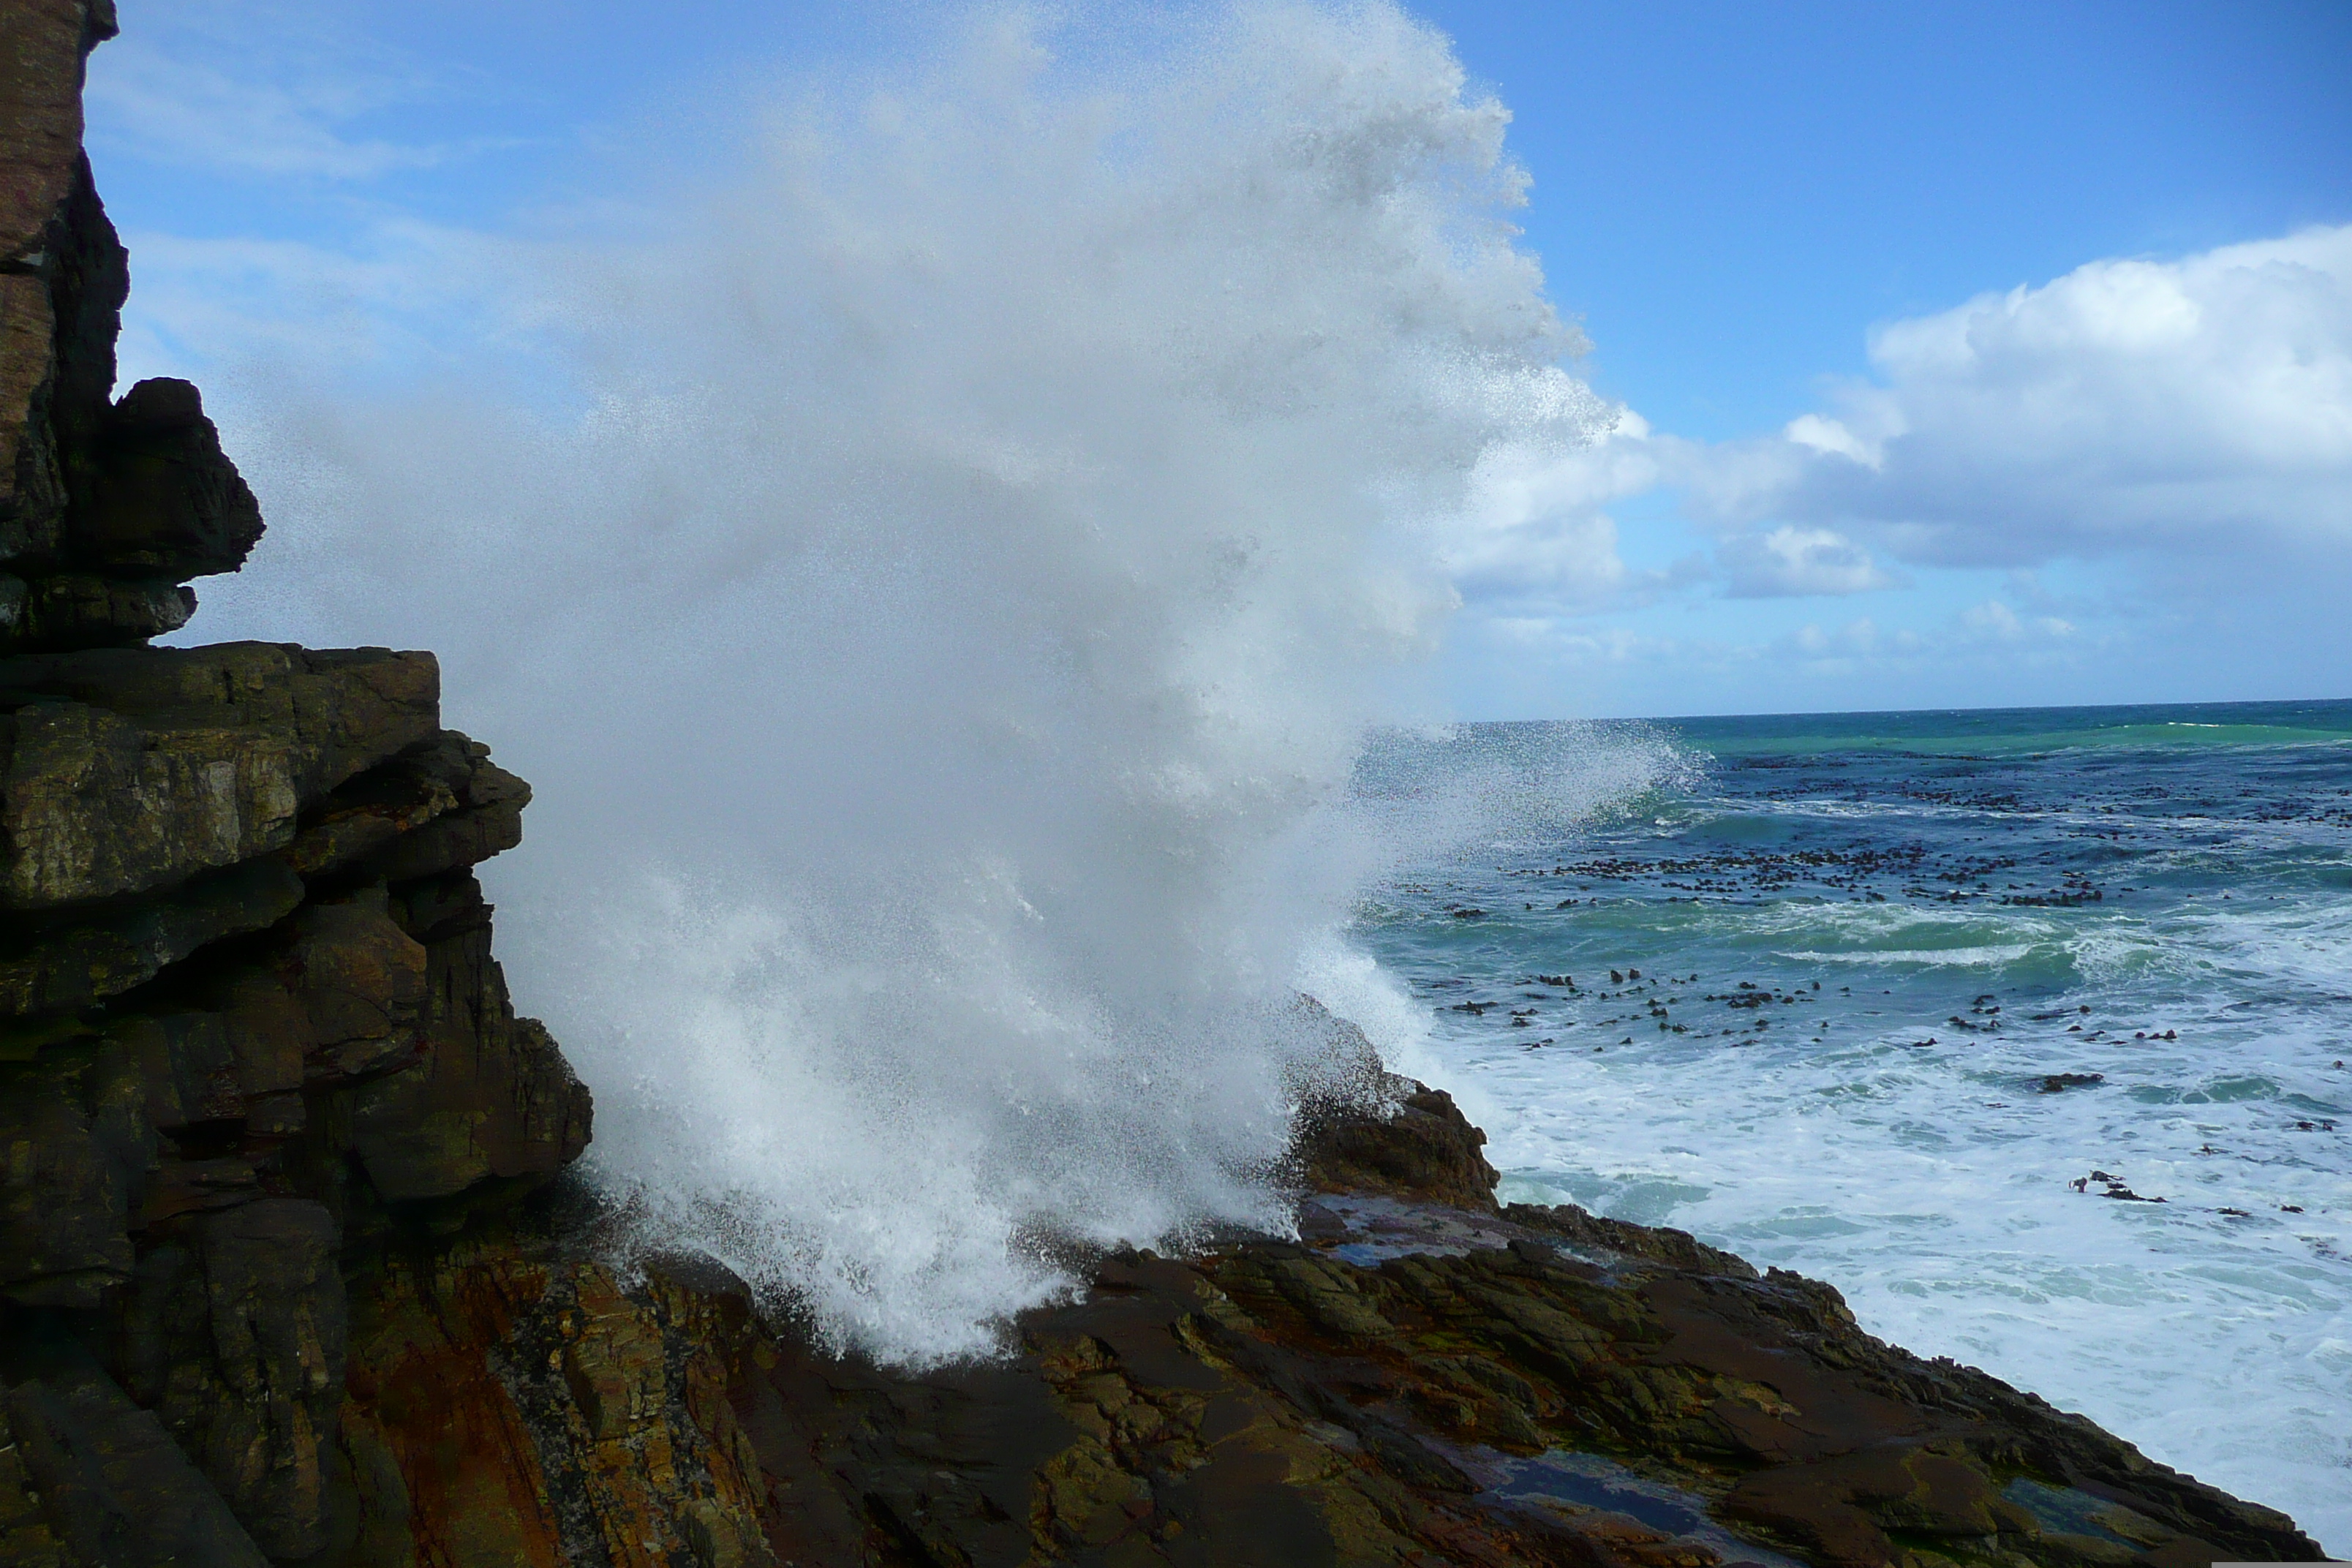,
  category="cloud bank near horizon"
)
[1444,222,2352,710]
[1702,224,2352,568]
[1479,221,2352,596]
